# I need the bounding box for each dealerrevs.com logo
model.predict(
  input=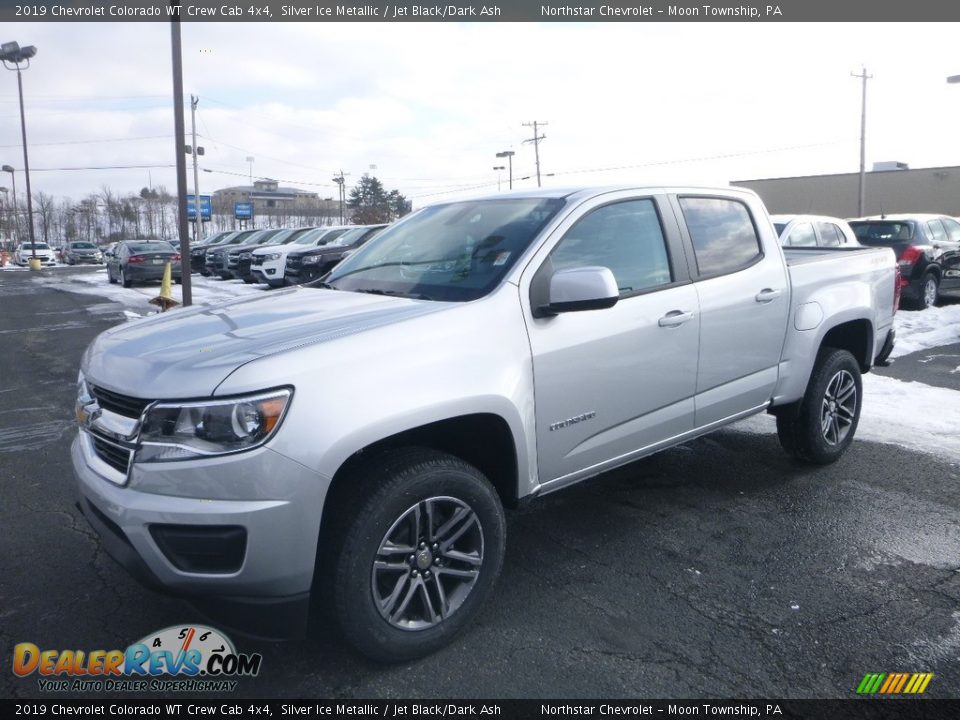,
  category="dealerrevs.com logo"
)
[12,625,262,693]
